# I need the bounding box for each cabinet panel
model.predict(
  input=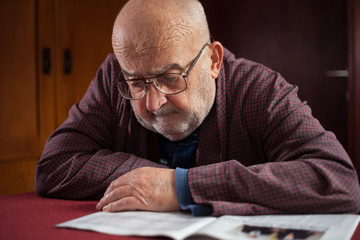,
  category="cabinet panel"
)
[0,0,38,160]
[0,0,127,196]
[0,158,37,196]
[37,0,127,148]
[348,0,360,173]
[38,0,57,151]
[203,0,349,149]
[55,0,127,124]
